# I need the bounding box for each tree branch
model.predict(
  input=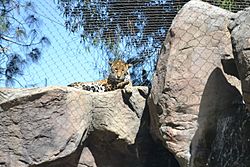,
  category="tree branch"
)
[1,35,40,47]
